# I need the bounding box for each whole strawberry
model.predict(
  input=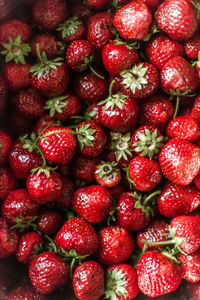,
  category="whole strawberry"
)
[5,285,44,300]
[57,16,86,43]
[0,131,12,166]
[73,261,104,300]
[4,62,31,91]
[31,34,62,59]
[178,250,200,282]
[37,208,62,236]
[34,114,58,136]
[0,168,18,200]
[94,160,121,188]
[0,218,18,259]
